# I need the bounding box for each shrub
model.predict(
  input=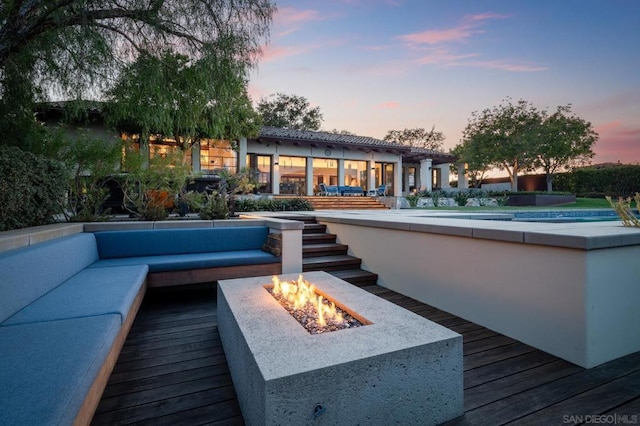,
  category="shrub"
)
[0,146,67,231]
[607,193,640,228]
[198,191,230,219]
[234,197,313,212]
[429,190,445,207]
[57,134,122,222]
[119,146,192,221]
[453,191,469,207]
[405,193,420,208]
[555,165,640,197]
